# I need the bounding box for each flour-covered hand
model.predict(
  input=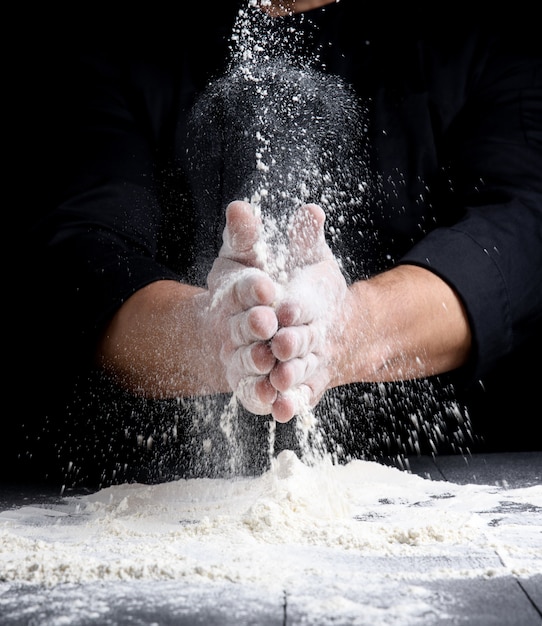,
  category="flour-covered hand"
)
[205,201,279,415]
[269,204,348,422]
